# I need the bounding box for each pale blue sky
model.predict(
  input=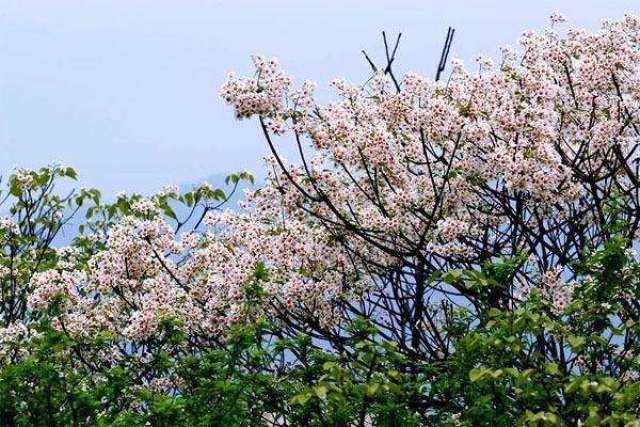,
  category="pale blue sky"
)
[1,0,638,195]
